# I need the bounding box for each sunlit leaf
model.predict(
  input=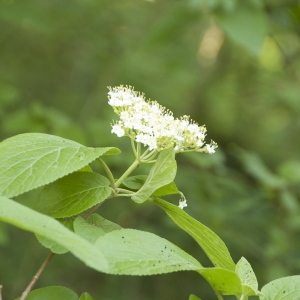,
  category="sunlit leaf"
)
[132,148,177,203]
[35,218,74,254]
[236,257,262,296]
[199,268,242,295]
[95,228,203,275]
[260,276,300,300]
[0,196,108,271]
[0,133,120,198]
[154,198,235,270]
[74,214,121,244]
